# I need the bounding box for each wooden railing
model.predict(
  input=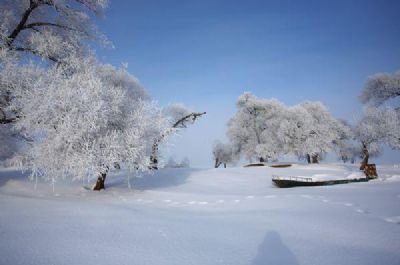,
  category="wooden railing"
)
[272,175,313,182]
